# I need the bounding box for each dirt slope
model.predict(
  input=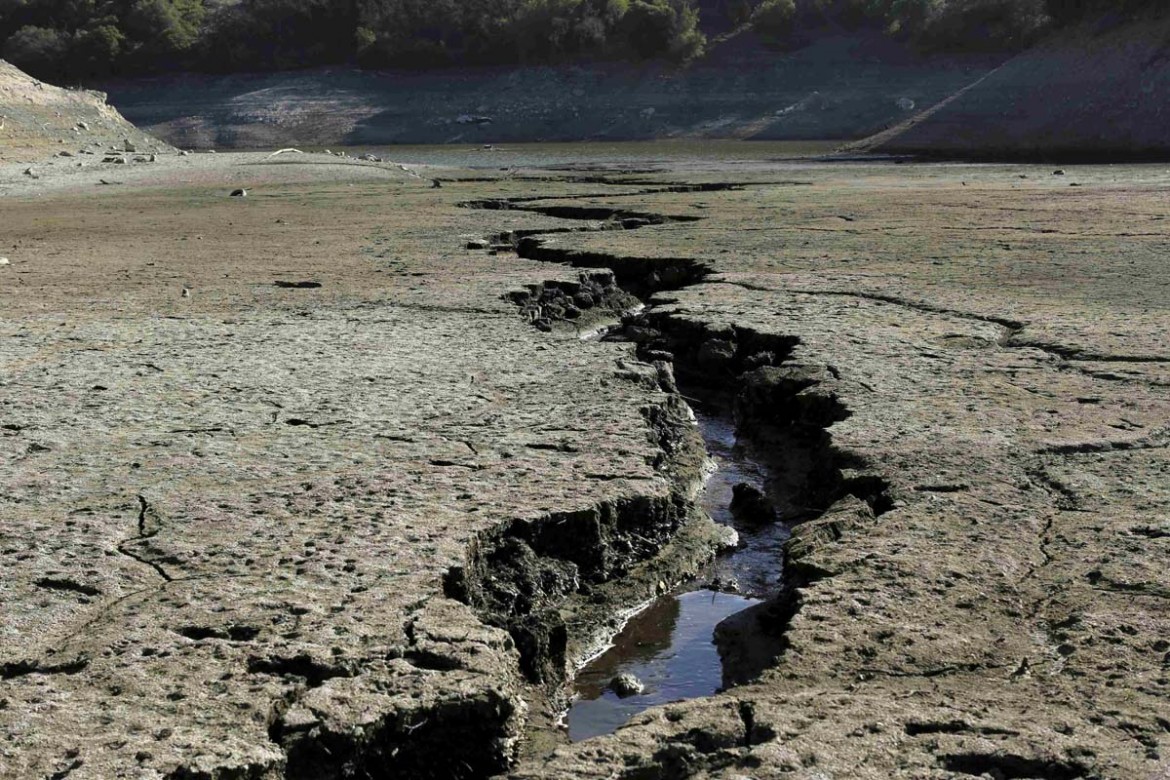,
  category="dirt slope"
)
[99,33,1000,149]
[866,15,1170,159]
[0,59,167,164]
